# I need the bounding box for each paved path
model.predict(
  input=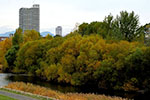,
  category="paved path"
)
[0,90,39,100]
